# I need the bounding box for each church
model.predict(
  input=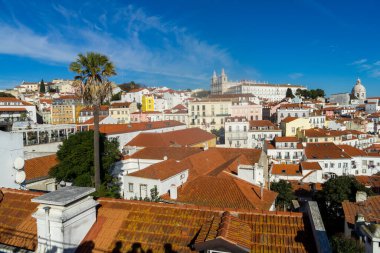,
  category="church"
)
[330,78,367,105]
[210,69,307,102]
